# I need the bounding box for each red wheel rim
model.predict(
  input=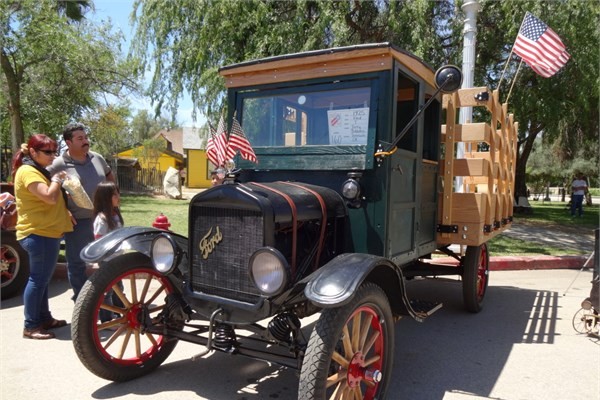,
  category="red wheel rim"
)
[476,244,489,300]
[92,268,174,366]
[328,305,385,400]
[1,246,18,285]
